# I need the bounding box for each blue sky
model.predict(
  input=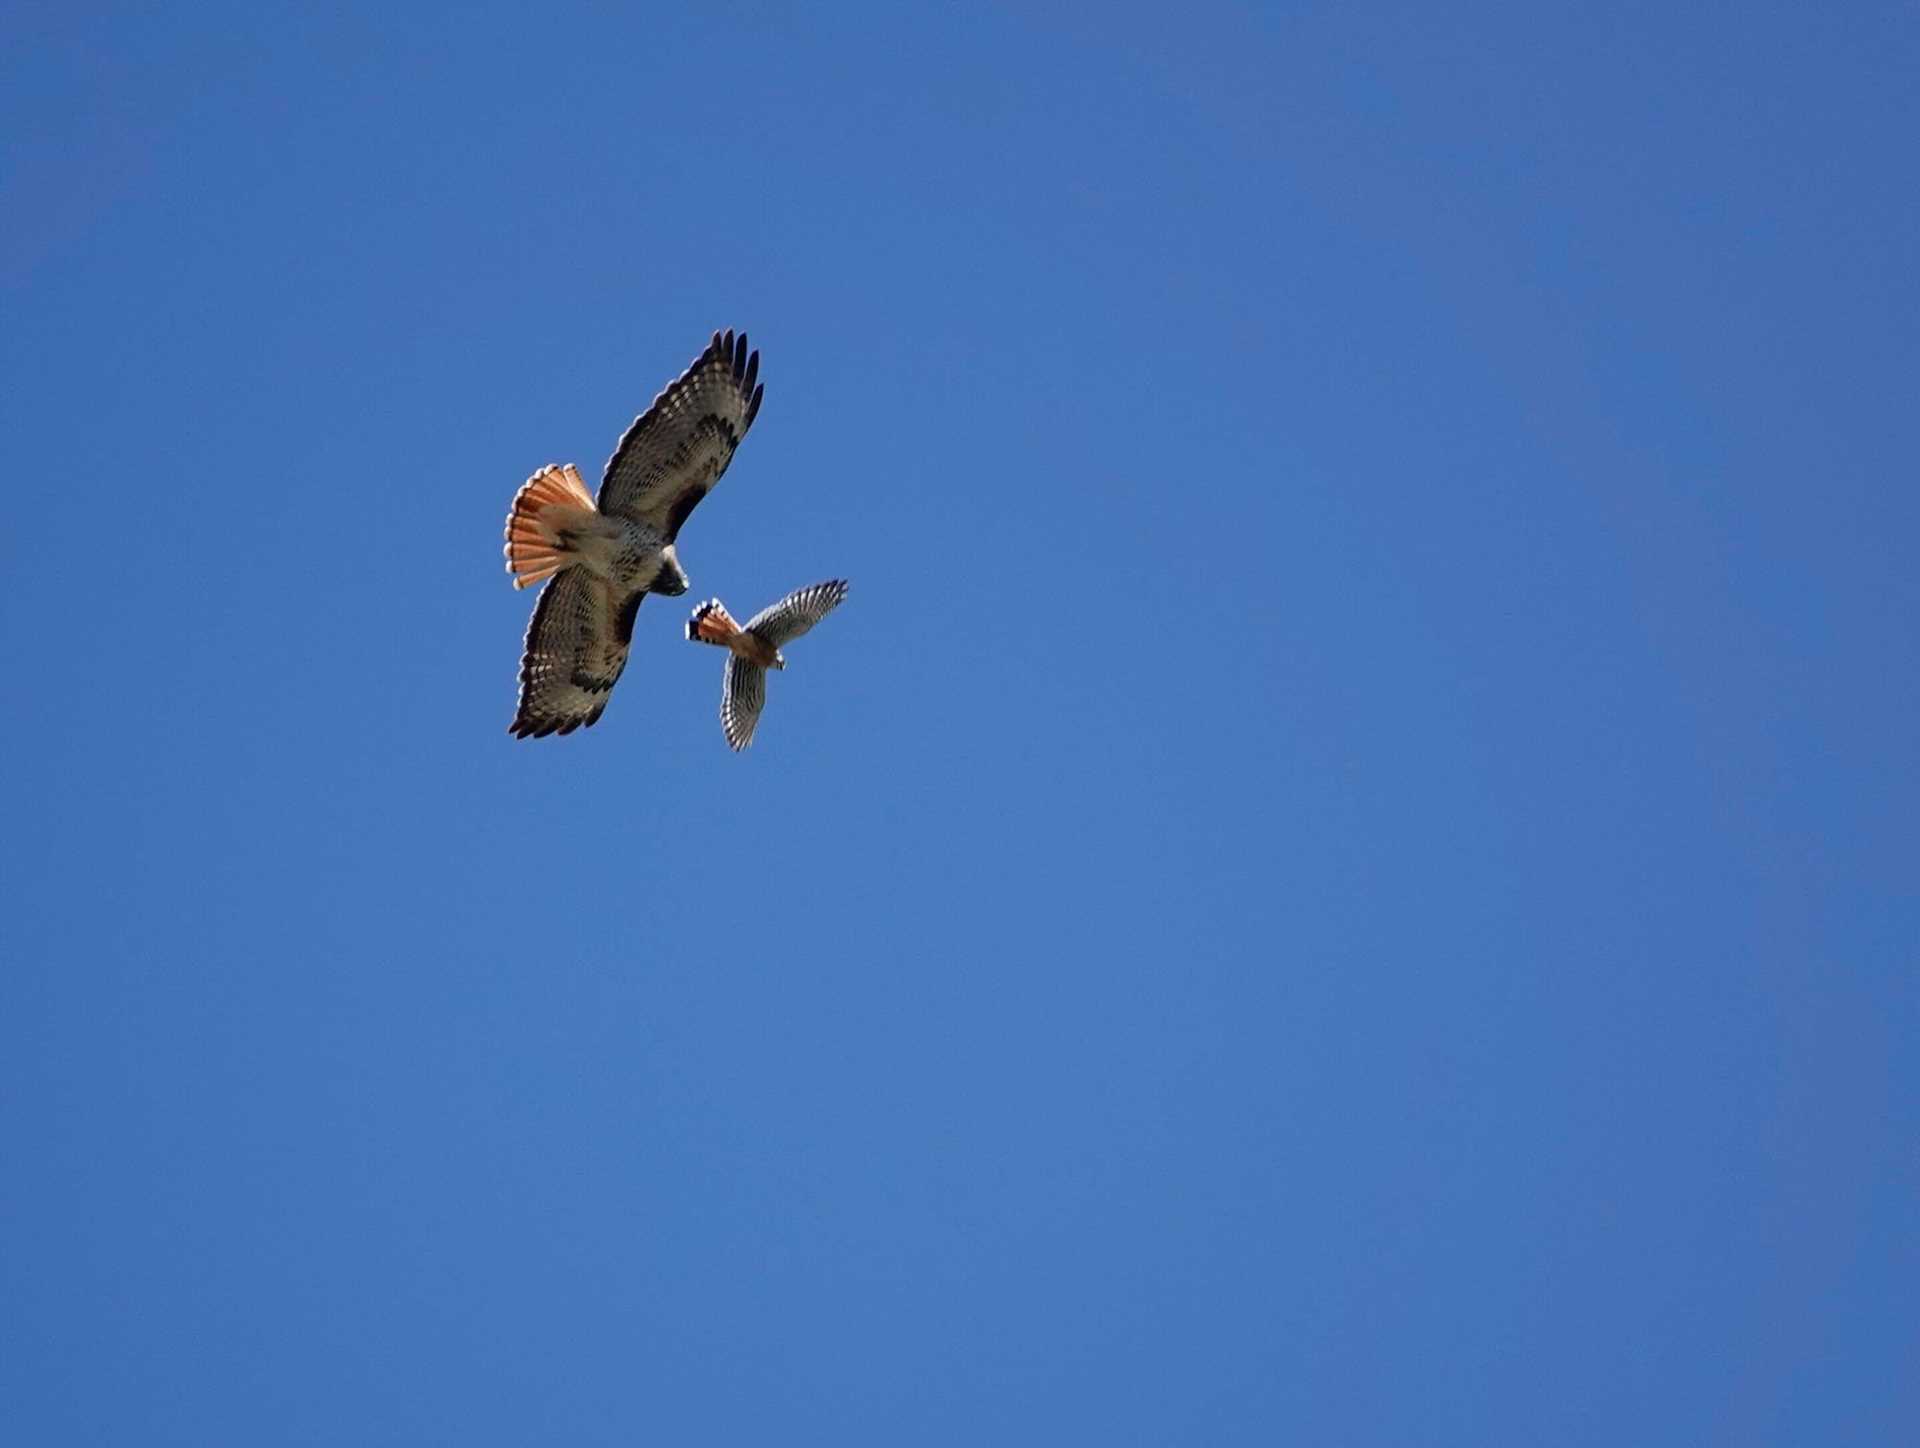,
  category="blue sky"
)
[3,1,1915,1441]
